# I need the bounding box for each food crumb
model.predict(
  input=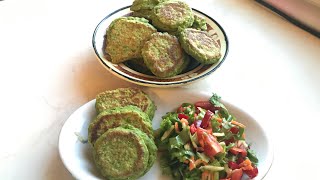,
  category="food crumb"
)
[74,132,88,143]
